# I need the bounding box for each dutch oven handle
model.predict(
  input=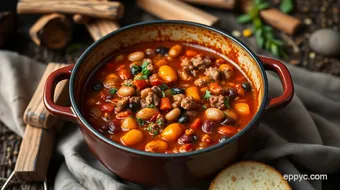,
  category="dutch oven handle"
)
[43,64,78,122]
[258,55,294,111]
